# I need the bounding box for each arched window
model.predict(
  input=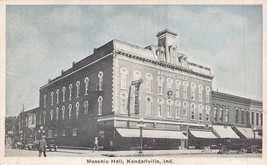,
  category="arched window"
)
[145,97,152,116]
[98,71,103,91]
[62,87,66,102]
[226,108,229,123]
[69,84,73,100]
[191,103,196,120]
[76,81,80,98]
[84,77,89,95]
[120,93,127,114]
[206,105,210,122]
[167,78,173,90]
[235,108,239,123]
[241,109,245,124]
[145,73,153,93]
[183,81,188,99]
[51,92,54,106]
[214,106,218,121]
[256,112,259,126]
[167,100,173,118]
[56,89,59,104]
[44,95,47,108]
[75,102,79,118]
[39,114,42,124]
[191,83,196,100]
[120,68,128,90]
[84,101,89,114]
[98,96,103,115]
[62,106,65,120]
[175,101,181,118]
[43,111,46,124]
[198,104,203,121]
[206,86,211,102]
[246,110,250,125]
[183,102,188,116]
[56,108,59,120]
[68,104,72,119]
[133,70,141,81]
[219,107,223,122]
[157,76,164,95]
[198,85,203,101]
[157,98,164,117]
[50,110,54,120]
[175,80,181,98]
[251,111,255,125]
